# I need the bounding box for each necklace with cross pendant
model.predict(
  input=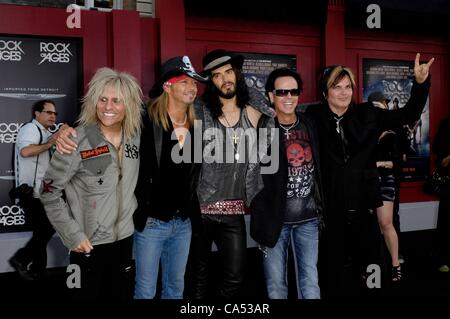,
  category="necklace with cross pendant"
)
[231,133,239,144]
[222,112,241,161]
[279,117,299,140]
